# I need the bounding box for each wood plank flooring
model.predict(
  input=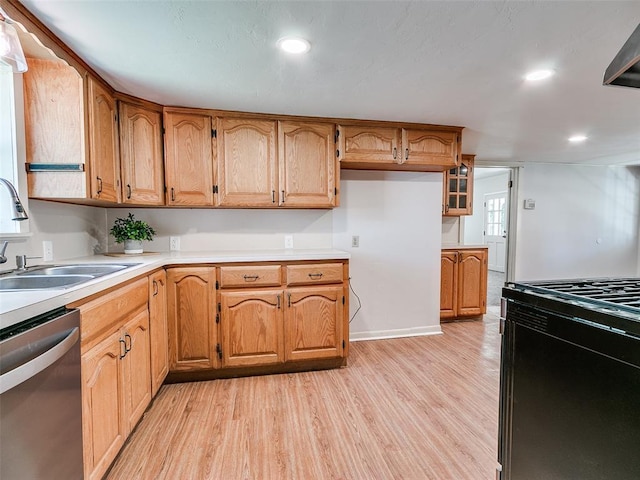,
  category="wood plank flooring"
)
[107,310,501,480]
